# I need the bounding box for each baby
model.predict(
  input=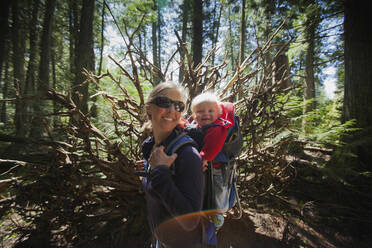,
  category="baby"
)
[190,92,235,229]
